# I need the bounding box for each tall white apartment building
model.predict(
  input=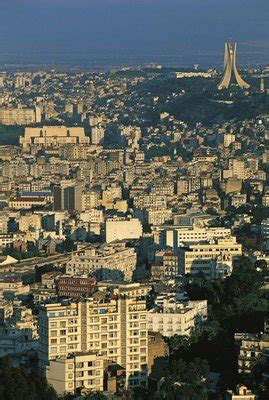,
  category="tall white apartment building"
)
[39,293,148,388]
[66,242,137,281]
[178,236,242,278]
